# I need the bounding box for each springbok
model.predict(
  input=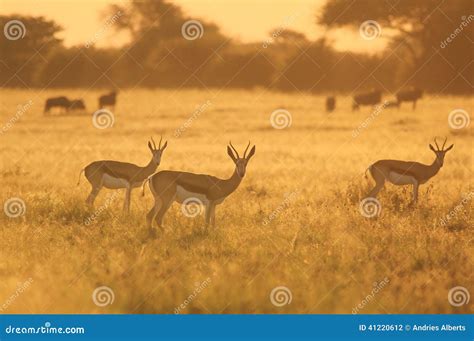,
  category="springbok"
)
[78,137,168,212]
[144,142,256,233]
[366,137,453,203]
